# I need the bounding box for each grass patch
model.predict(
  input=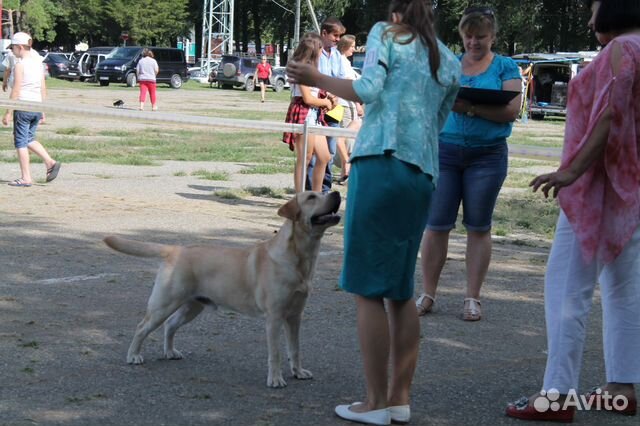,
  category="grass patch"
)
[174,171,188,177]
[56,127,90,136]
[214,190,242,199]
[191,169,230,181]
[245,186,286,199]
[240,162,292,174]
[45,130,286,166]
[99,130,132,137]
[493,193,559,239]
